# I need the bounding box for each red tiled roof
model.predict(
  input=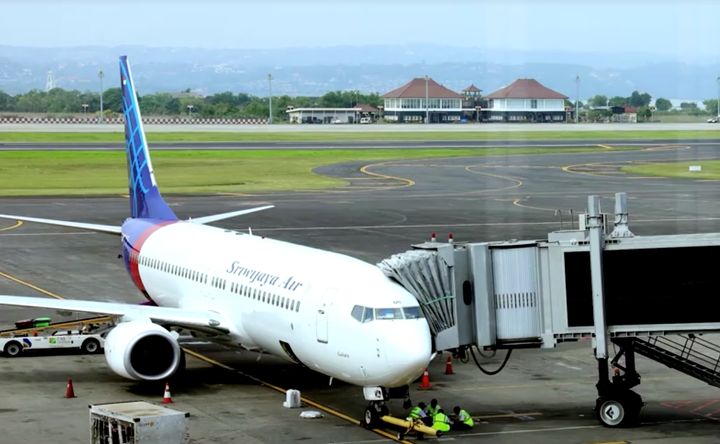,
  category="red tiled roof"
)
[624,106,637,114]
[486,79,568,99]
[355,103,378,112]
[463,84,482,93]
[382,78,463,99]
